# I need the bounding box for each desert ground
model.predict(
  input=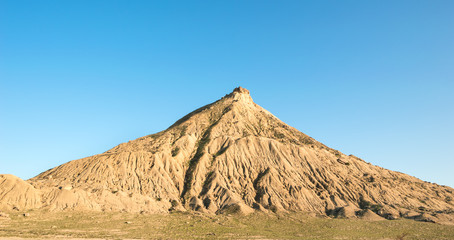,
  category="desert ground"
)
[1,210,454,240]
